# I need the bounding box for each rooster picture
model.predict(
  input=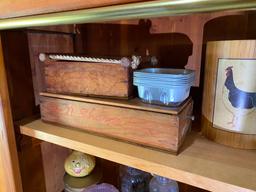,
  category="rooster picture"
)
[213,59,256,134]
[223,66,256,128]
